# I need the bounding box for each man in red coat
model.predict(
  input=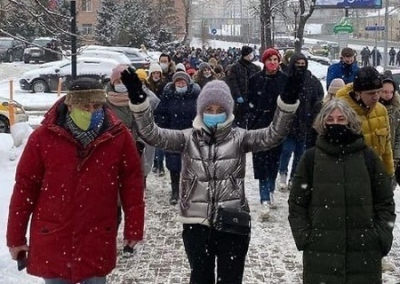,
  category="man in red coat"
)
[6,78,144,284]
